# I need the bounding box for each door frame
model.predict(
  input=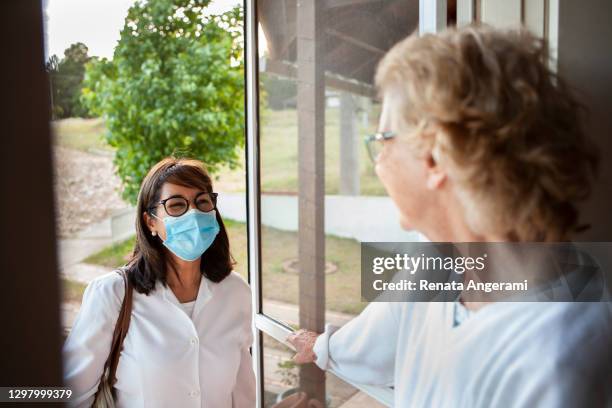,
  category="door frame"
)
[243,1,447,406]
